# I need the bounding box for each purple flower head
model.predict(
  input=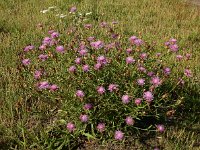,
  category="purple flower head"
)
[34,70,42,79]
[135,98,142,105]
[154,147,160,150]
[169,44,179,52]
[178,78,185,85]
[79,49,88,56]
[38,54,48,61]
[50,39,58,46]
[138,66,146,73]
[68,65,76,73]
[97,123,105,132]
[97,55,108,65]
[143,91,154,102]
[147,71,155,77]
[122,95,130,104]
[83,103,93,110]
[176,55,183,61]
[137,78,145,86]
[75,57,82,64]
[126,48,132,54]
[156,124,165,133]
[129,36,138,44]
[125,116,134,126]
[108,84,119,92]
[22,59,30,66]
[51,32,59,38]
[185,53,191,60]
[24,45,34,52]
[38,81,49,89]
[70,6,77,13]
[80,114,88,123]
[43,37,52,45]
[134,39,143,46]
[48,30,55,34]
[126,57,135,64]
[90,40,104,49]
[97,86,106,94]
[67,122,76,132]
[151,76,161,86]
[112,21,118,24]
[84,24,92,29]
[114,130,124,141]
[184,69,192,77]
[140,53,147,60]
[165,42,170,46]
[39,45,46,50]
[100,22,107,28]
[94,63,102,70]
[76,90,85,98]
[87,36,95,41]
[82,64,90,72]
[49,84,58,91]
[156,53,161,57]
[163,67,171,75]
[56,46,65,53]
[169,38,177,44]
